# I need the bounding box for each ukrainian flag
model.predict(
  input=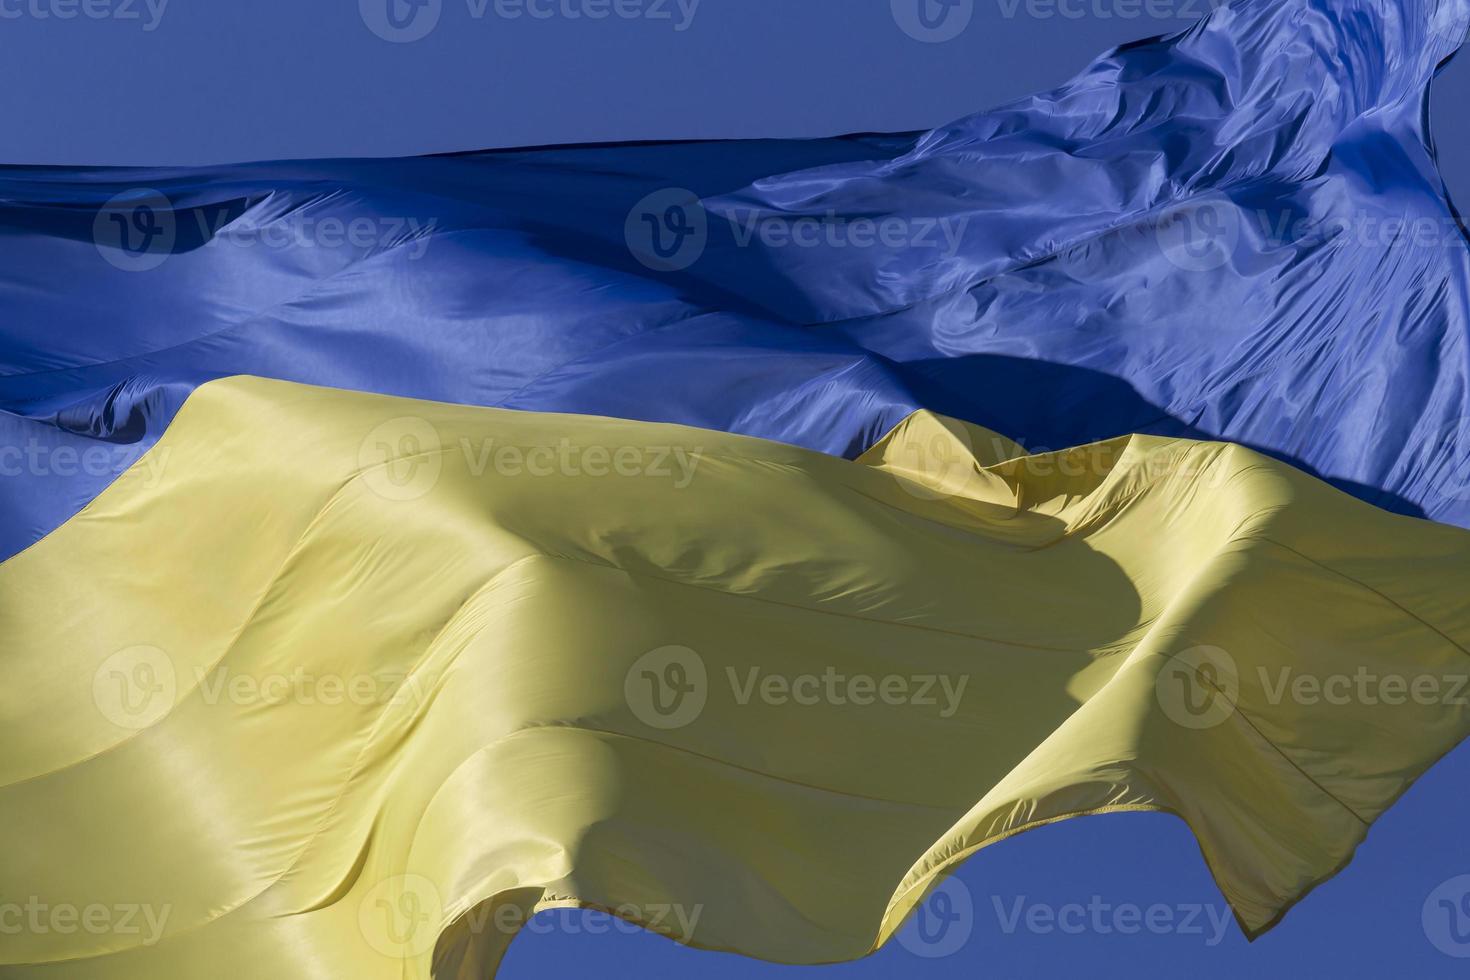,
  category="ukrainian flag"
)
[2,0,1469,976]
